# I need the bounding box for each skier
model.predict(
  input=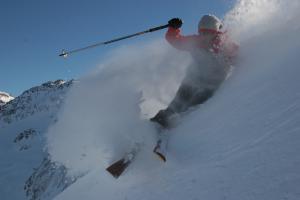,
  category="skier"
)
[106,15,239,177]
[151,15,239,129]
